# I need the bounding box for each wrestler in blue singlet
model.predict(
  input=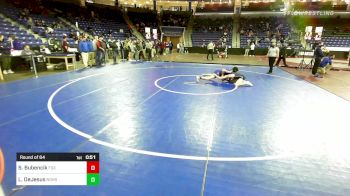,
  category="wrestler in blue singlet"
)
[214,69,222,76]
